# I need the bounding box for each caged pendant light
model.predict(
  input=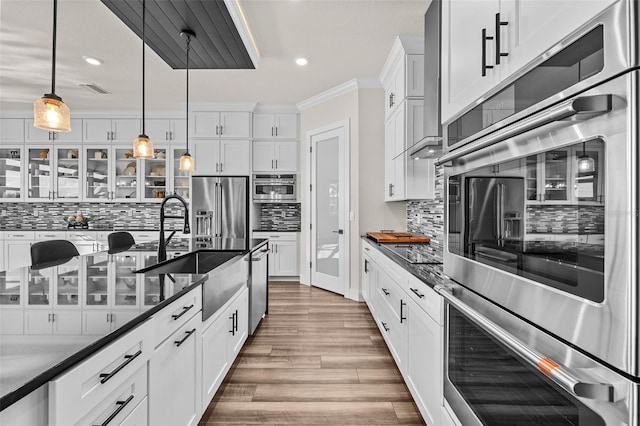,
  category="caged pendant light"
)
[179,30,195,172]
[133,0,154,159]
[577,142,595,173]
[33,0,71,132]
